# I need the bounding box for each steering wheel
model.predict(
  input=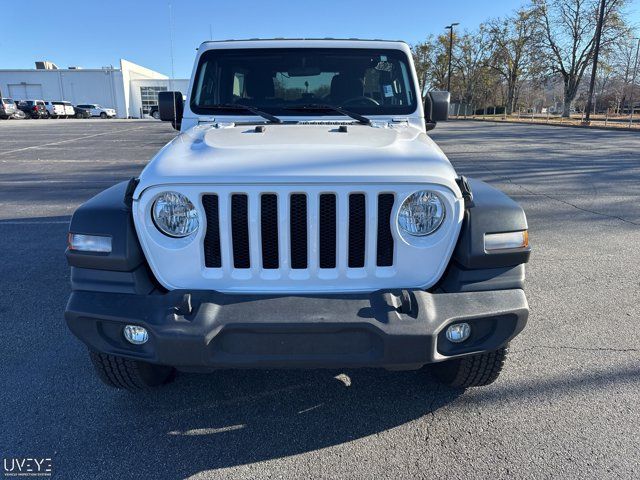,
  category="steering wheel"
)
[341,96,380,106]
